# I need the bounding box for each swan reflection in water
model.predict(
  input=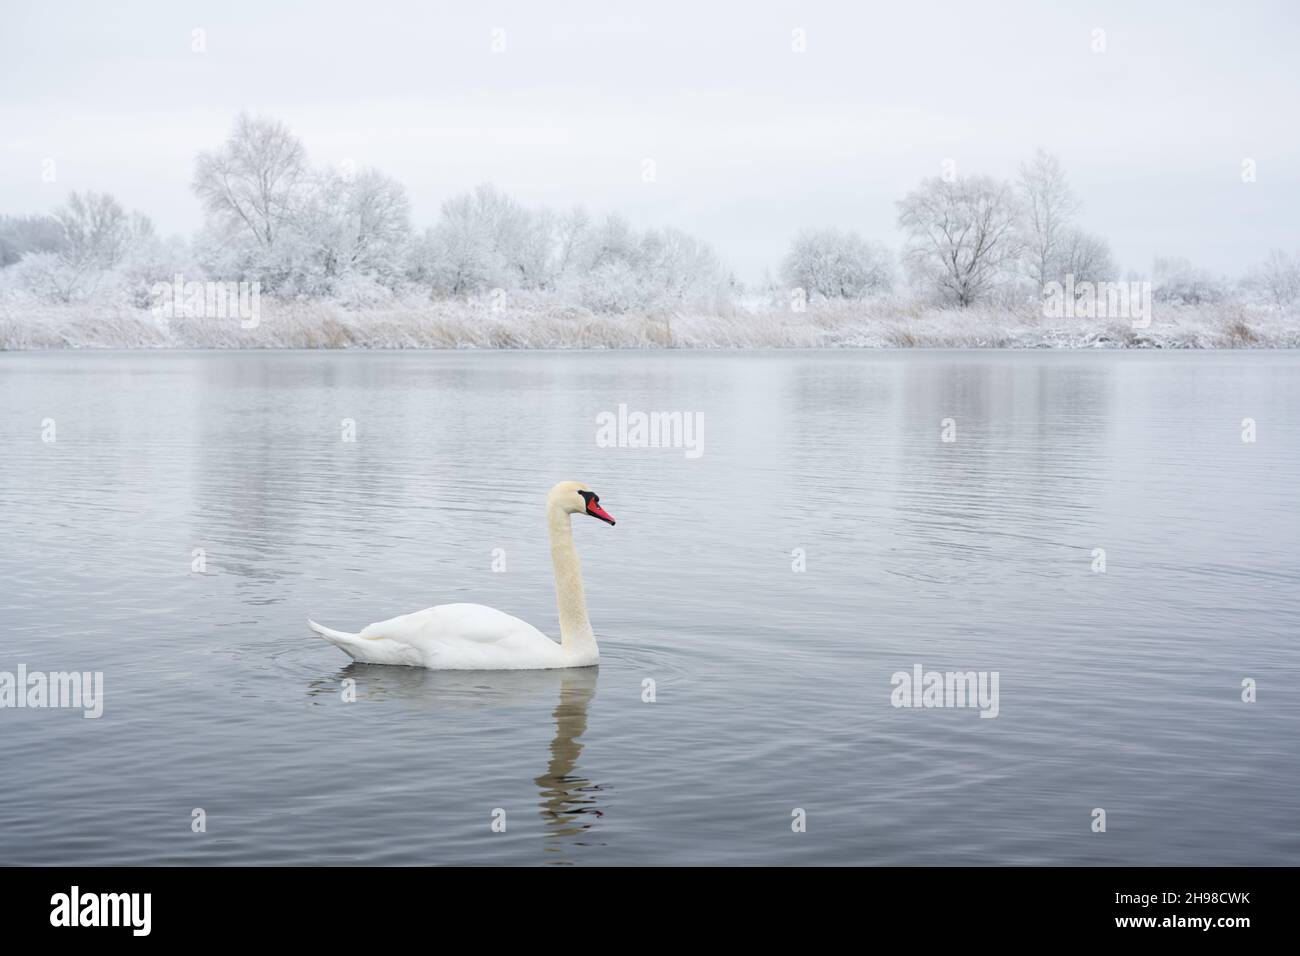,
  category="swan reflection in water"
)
[533,666,604,857]
[309,663,605,859]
